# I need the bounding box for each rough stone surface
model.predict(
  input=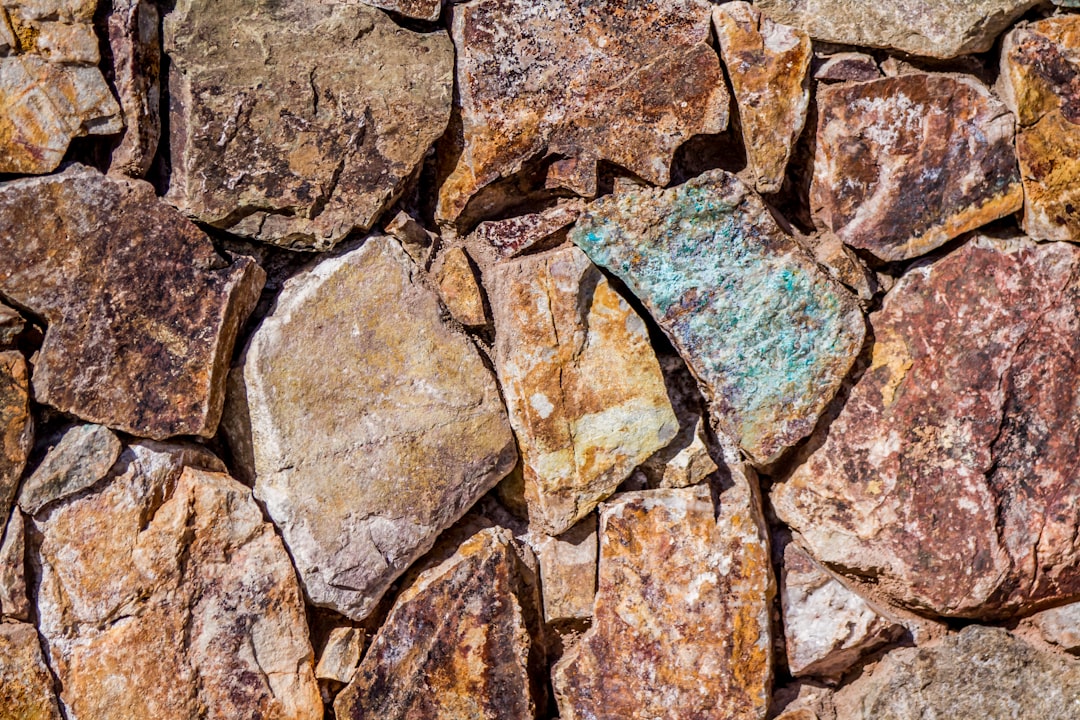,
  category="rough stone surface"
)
[106,0,160,177]
[315,628,364,684]
[165,0,453,250]
[358,0,441,21]
[782,542,902,680]
[384,211,436,267]
[530,515,598,626]
[773,235,1080,618]
[1032,602,1080,653]
[812,73,1022,262]
[1000,17,1080,242]
[438,0,729,224]
[755,0,1041,59]
[19,424,121,515]
[814,53,881,83]
[468,202,583,265]
[334,527,544,720]
[714,2,811,194]
[0,508,26,619]
[0,350,30,534]
[0,622,63,720]
[553,457,773,720]
[233,235,516,620]
[0,165,264,440]
[832,627,1080,719]
[490,245,677,535]
[34,442,322,720]
[0,0,123,173]
[0,304,22,348]
[434,247,487,327]
[571,170,864,466]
